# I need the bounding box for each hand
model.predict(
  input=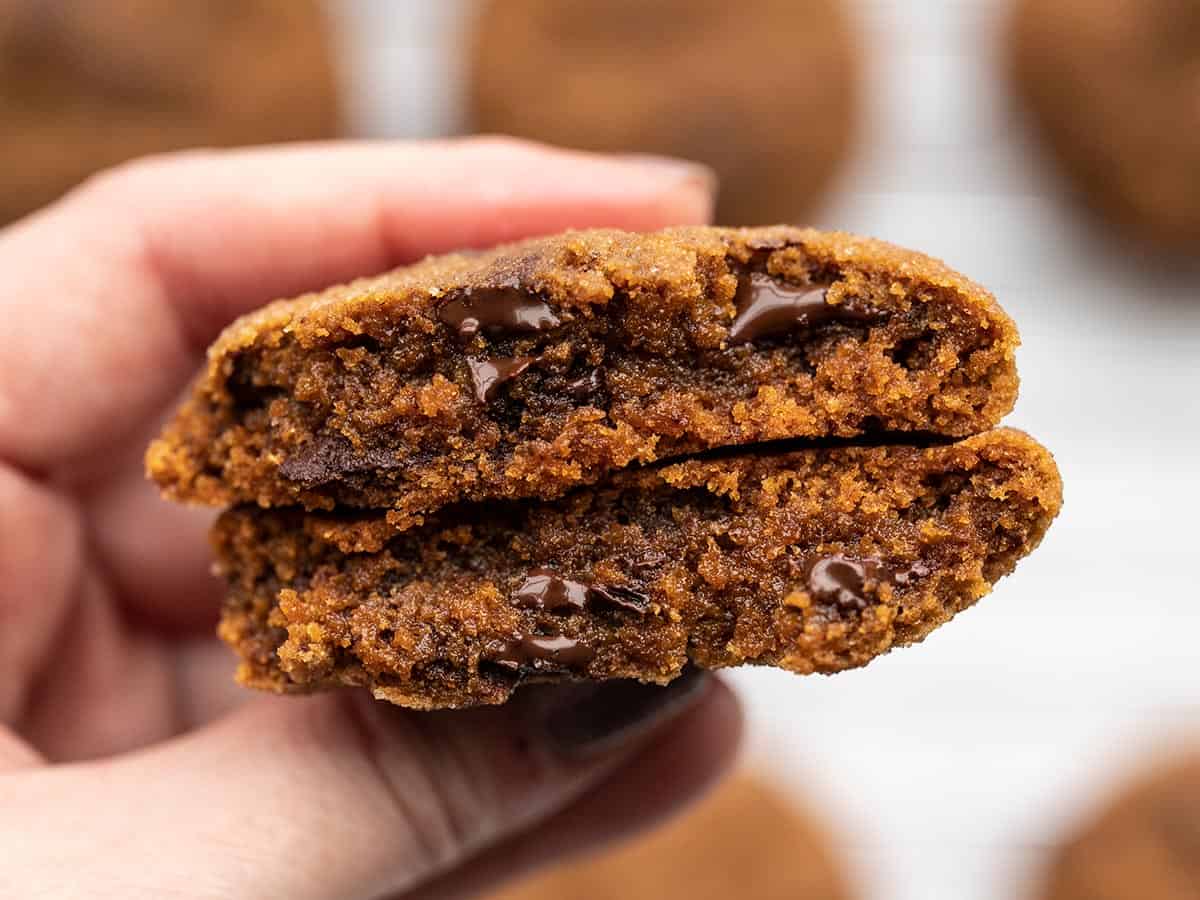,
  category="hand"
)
[0,138,741,899]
